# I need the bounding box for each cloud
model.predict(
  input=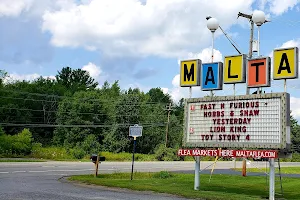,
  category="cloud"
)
[82,62,102,79]
[42,0,254,58]
[133,68,157,79]
[268,0,299,15]
[0,0,33,17]
[81,62,109,87]
[291,97,300,121]
[4,72,55,83]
